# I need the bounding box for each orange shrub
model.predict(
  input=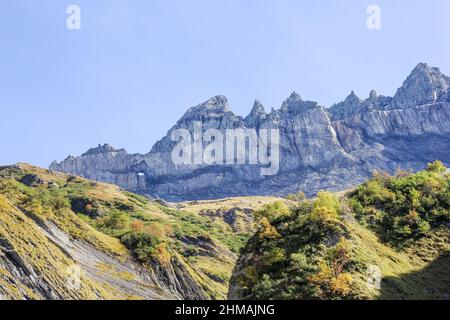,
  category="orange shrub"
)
[131,220,144,232]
